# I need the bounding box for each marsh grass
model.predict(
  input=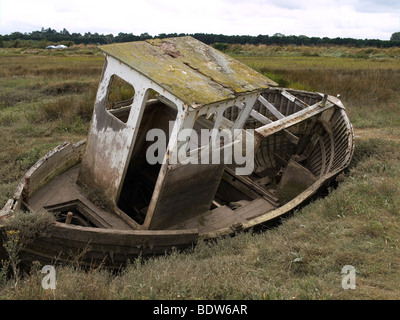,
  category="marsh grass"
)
[1,46,400,300]
[0,51,101,210]
[228,44,400,60]
[1,210,56,287]
[2,140,399,300]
